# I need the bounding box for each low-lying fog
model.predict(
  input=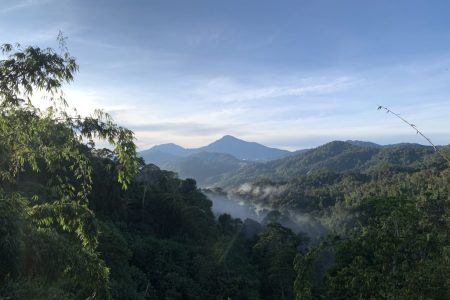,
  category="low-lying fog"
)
[205,191,328,240]
[204,192,268,222]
